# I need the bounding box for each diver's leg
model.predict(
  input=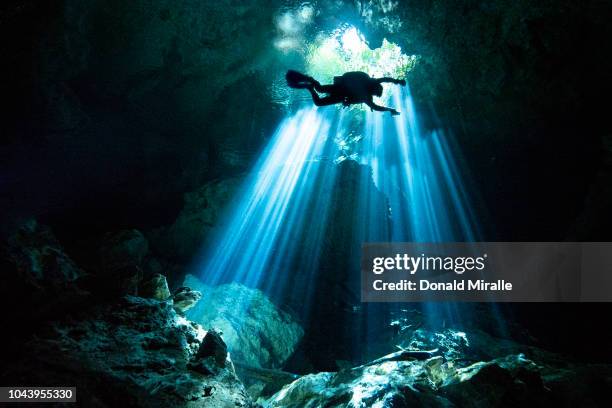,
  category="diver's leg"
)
[306,87,324,105]
[313,83,337,93]
[307,88,343,106]
[315,95,344,106]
